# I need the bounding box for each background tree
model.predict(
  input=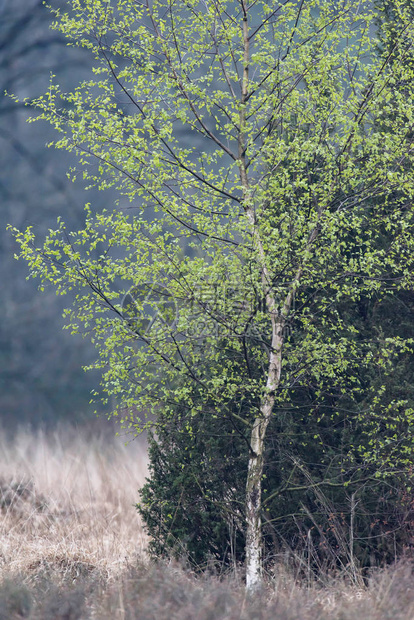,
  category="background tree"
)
[0,0,118,426]
[11,0,414,588]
